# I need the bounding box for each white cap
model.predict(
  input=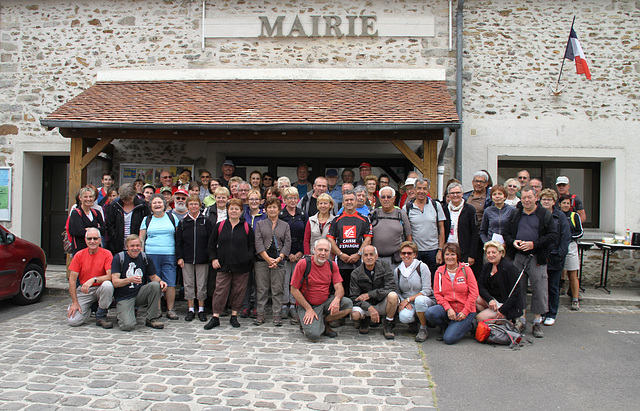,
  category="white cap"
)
[556,176,570,185]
